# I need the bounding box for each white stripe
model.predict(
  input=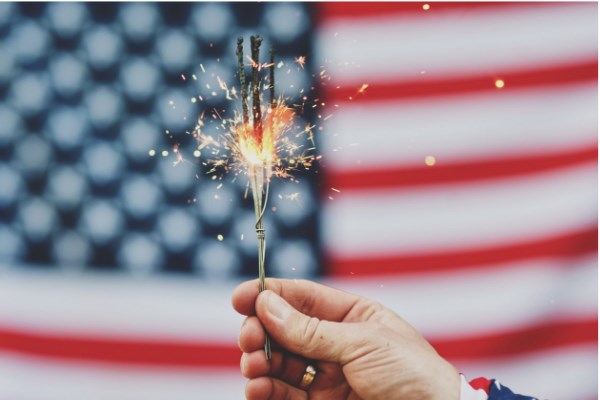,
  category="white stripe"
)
[0,346,595,400]
[458,344,598,400]
[0,258,595,341]
[317,4,597,83]
[0,268,244,341]
[321,83,597,171]
[329,255,597,338]
[0,354,245,400]
[323,163,596,256]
